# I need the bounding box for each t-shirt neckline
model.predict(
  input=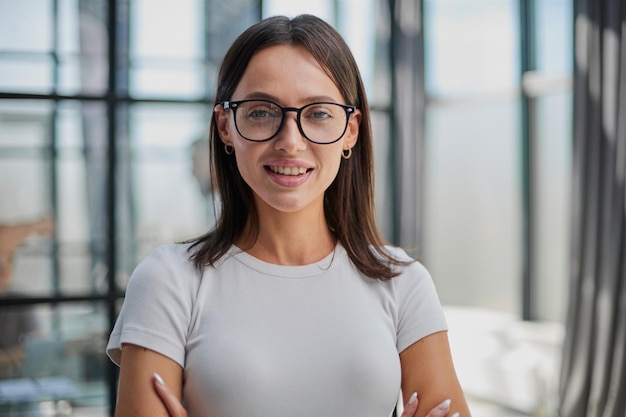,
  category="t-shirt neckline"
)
[227,243,344,279]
